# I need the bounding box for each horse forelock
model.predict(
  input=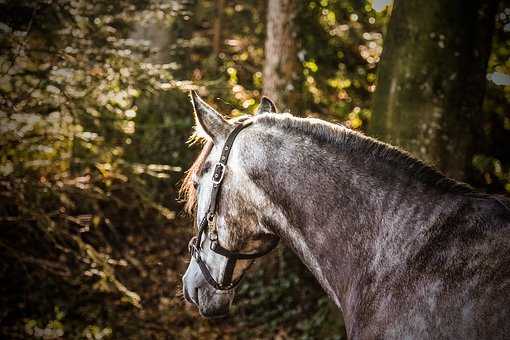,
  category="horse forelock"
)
[180,140,213,215]
[180,114,253,216]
